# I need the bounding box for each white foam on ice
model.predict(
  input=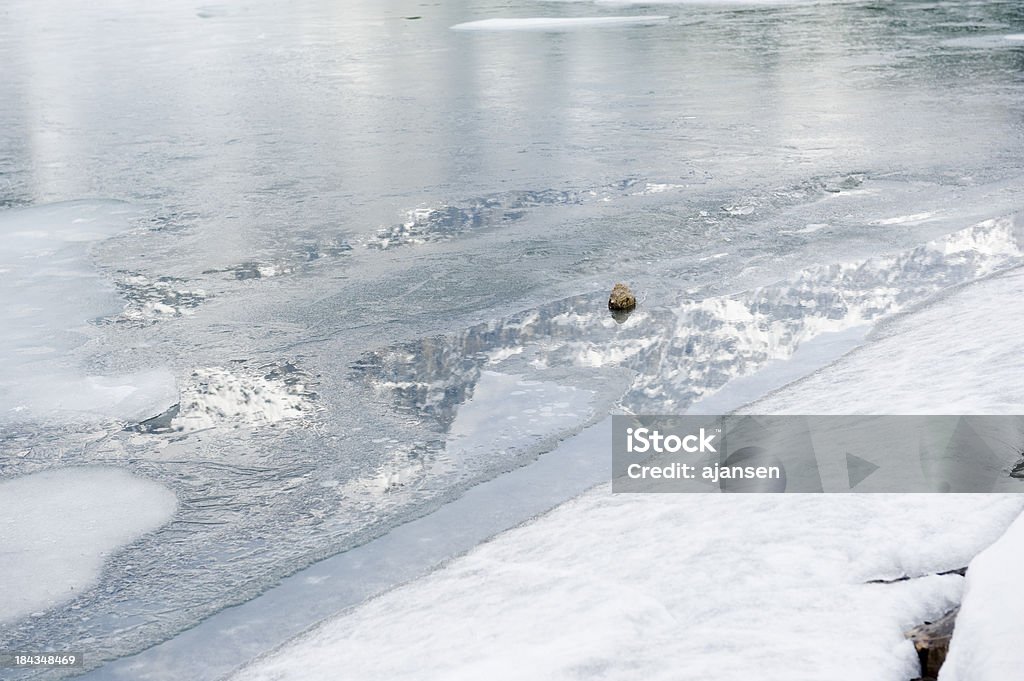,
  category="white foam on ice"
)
[451,17,669,31]
[0,467,177,624]
[232,494,1023,681]
[940,512,1024,681]
[0,201,177,424]
[171,366,316,433]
